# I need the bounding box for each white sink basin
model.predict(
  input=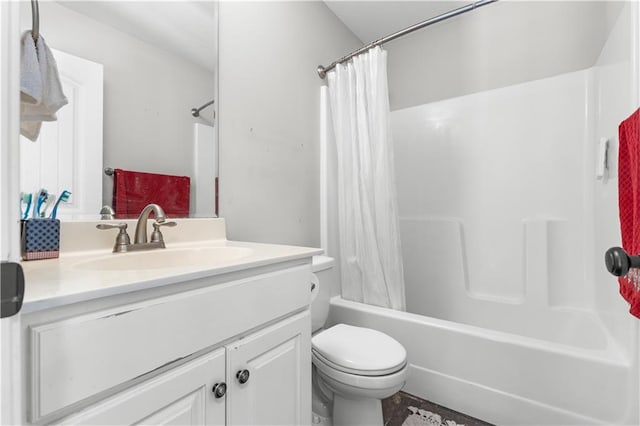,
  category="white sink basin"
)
[73,247,254,271]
